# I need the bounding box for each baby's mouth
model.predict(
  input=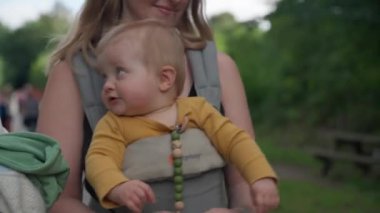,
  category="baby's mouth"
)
[108,96,120,103]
